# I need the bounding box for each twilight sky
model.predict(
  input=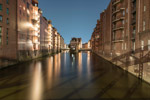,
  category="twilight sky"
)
[38,0,110,44]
